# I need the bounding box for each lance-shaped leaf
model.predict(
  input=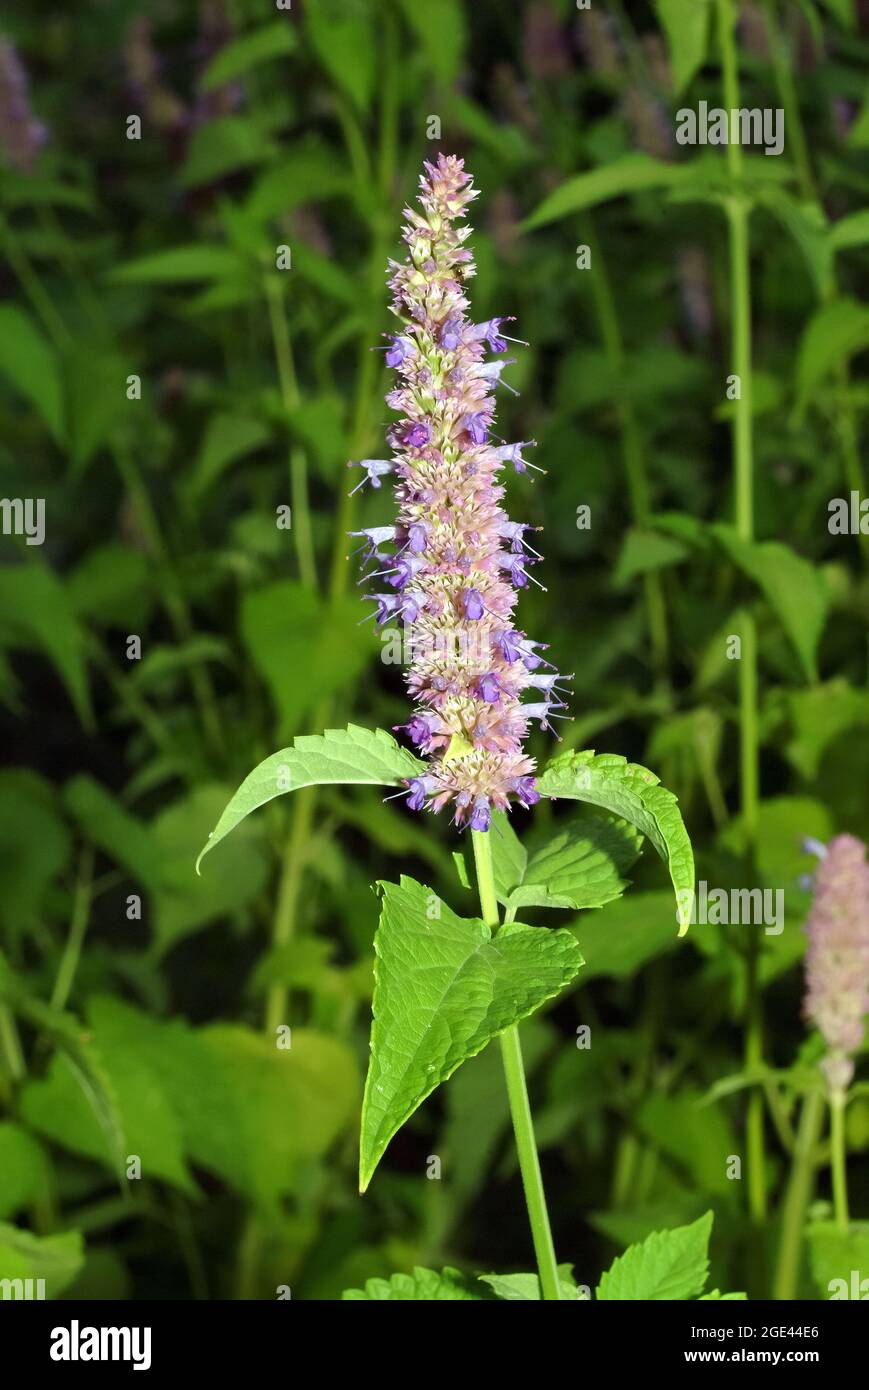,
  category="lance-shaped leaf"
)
[360,877,583,1191]
[197,726,423,870]
[537,751,694,935]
